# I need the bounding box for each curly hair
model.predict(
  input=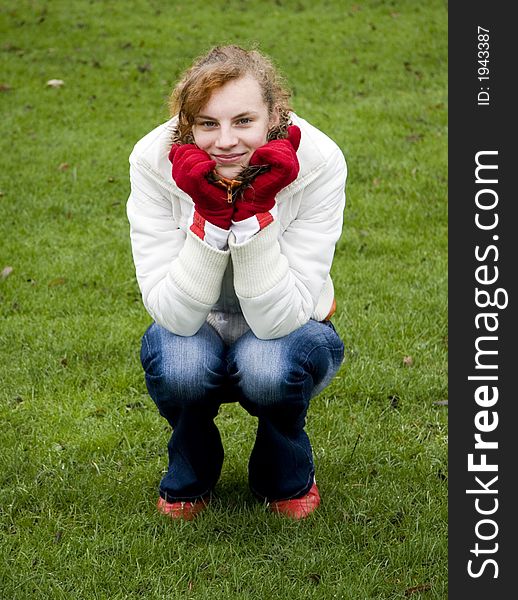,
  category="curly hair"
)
[169,45,293,146]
